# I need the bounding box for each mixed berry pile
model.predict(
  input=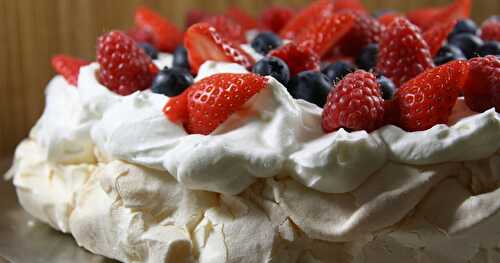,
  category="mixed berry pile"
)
[51,0,499,135]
